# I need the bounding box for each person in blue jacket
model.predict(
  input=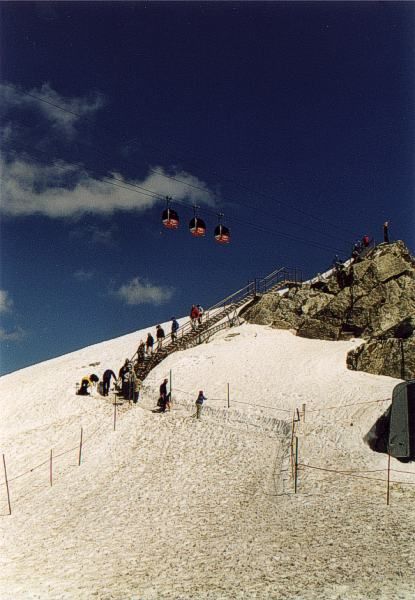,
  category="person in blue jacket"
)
[171,317,179,342]
[195,390,207,419]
